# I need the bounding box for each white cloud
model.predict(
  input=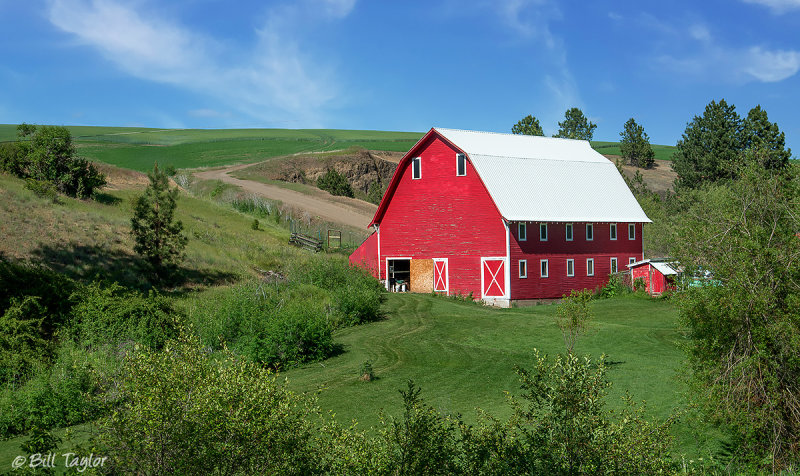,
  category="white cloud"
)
[741,0,800,13]
[657,23,800,83]
[47,0,355,126]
